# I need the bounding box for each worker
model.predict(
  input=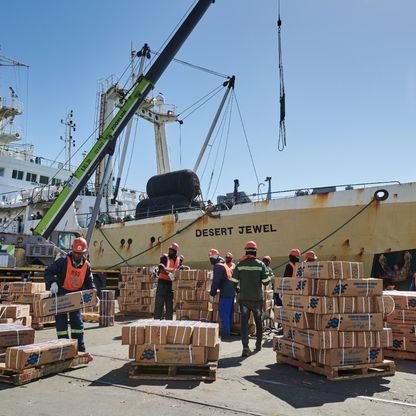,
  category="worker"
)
[178,254,190,271]
[304,250,318,262]
[232,241,271,357]
[262,255,279,306]
[154,242,181,320]
[208,249,235,339]
[225,252,236,272]
[284,248,301,277]
[44,237,95,356]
